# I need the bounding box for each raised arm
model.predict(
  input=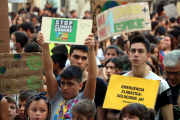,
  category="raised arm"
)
[84,33,97,100]
[37,32,58,100]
